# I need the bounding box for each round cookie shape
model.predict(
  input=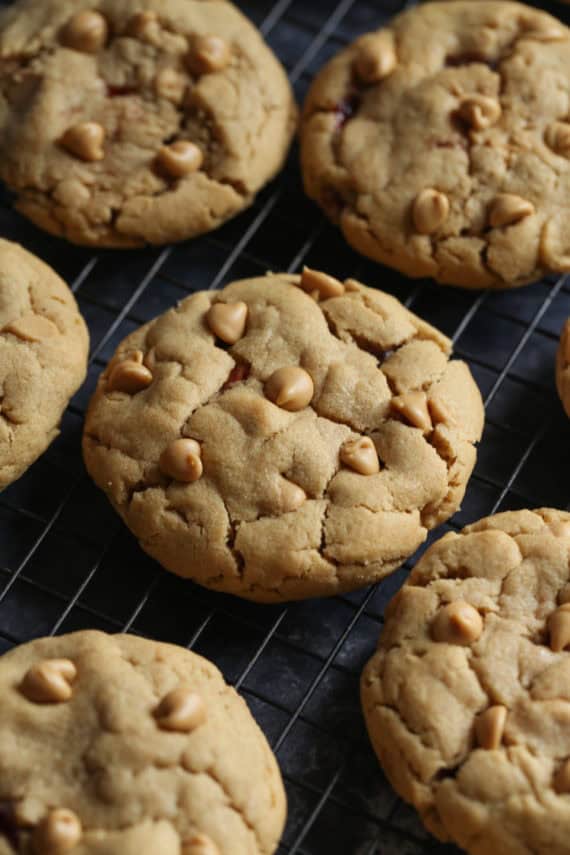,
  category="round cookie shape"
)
[0,239,88,490]
[0,630,286,854]
[361,508,570,855]
[82,269,484,602]
[0,0,297,248]
[300,1,570,289]
[556,318,570,418]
